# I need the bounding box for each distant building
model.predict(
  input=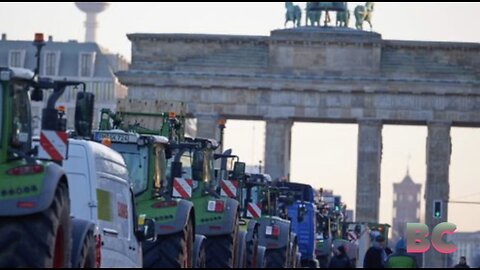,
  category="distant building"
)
[344,209,354,222]
[448,232,480,268]
[392,170,422,244]
[0,34,128,134]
